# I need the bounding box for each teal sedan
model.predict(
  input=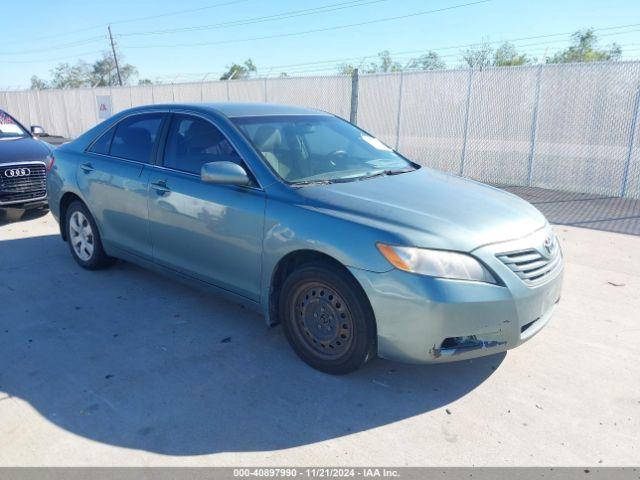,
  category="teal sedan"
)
[47,103,563,374]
